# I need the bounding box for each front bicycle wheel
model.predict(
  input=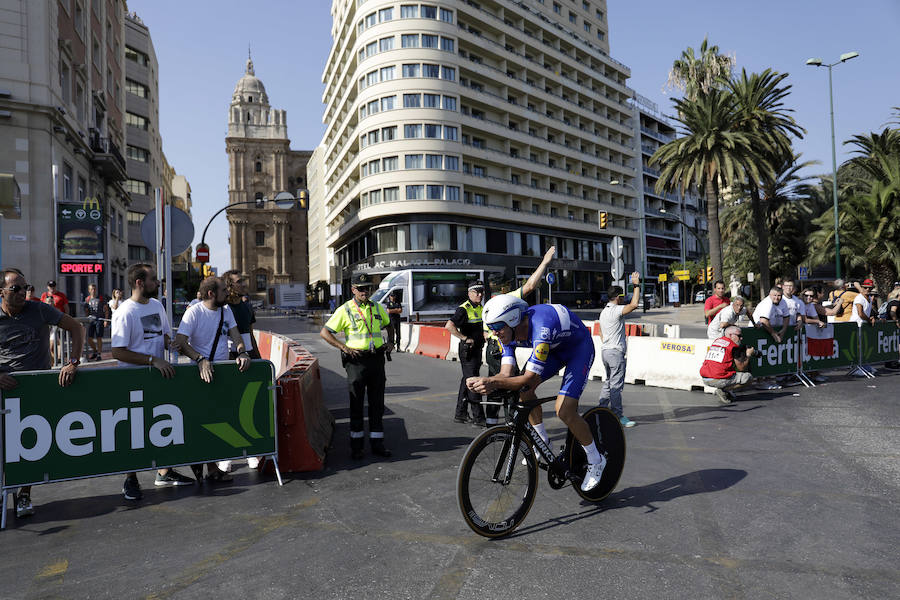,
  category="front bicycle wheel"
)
[568,407,626,502]
[457,426,538,538]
